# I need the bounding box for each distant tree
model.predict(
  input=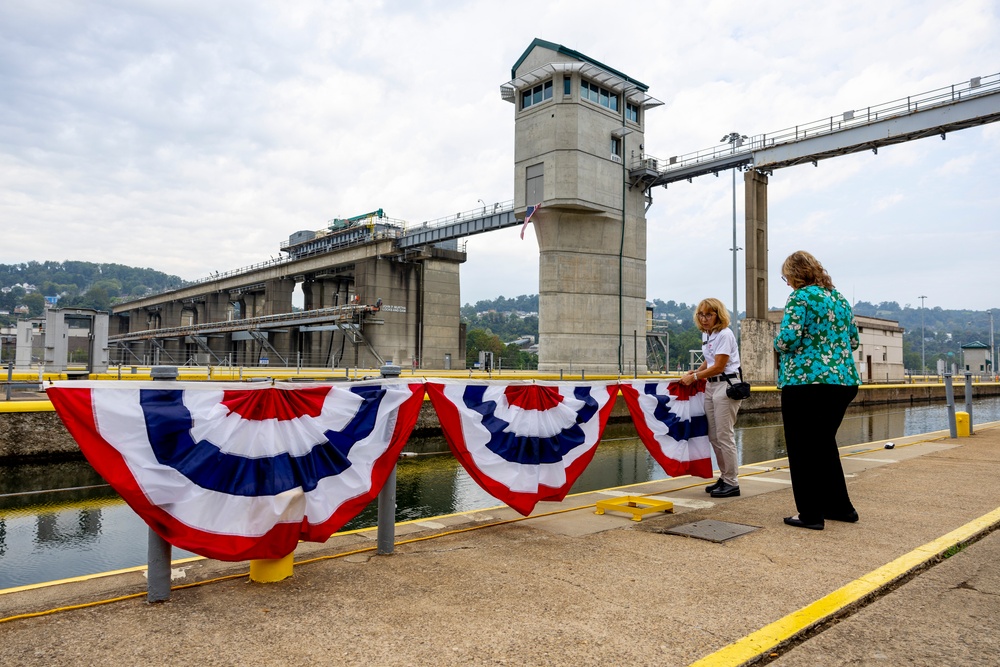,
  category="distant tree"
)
[23,293,45,317]
[466,329,505,367]
[81,286,112,311]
